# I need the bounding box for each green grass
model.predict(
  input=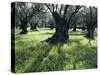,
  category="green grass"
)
[14,28,97,73]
